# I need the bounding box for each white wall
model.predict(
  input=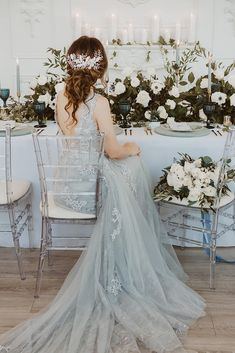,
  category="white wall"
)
[0,0,235,97]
